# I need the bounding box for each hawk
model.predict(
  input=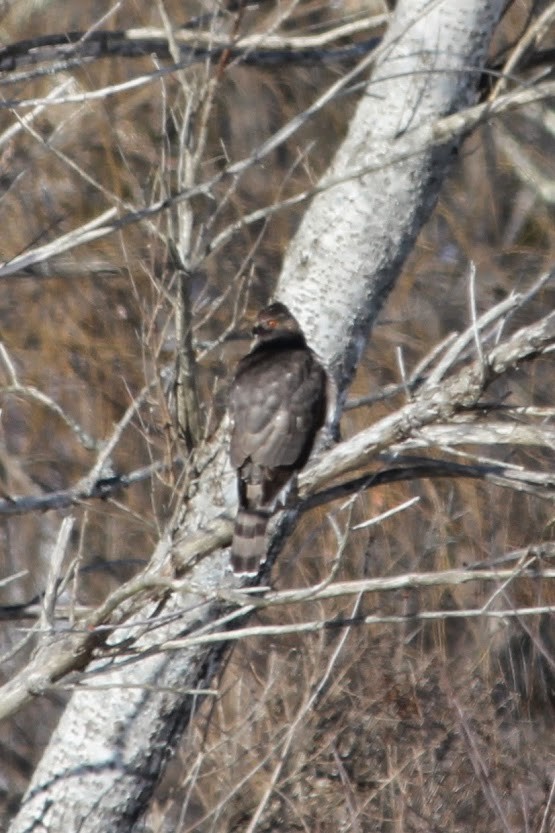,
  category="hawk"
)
[229,302,327,575]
